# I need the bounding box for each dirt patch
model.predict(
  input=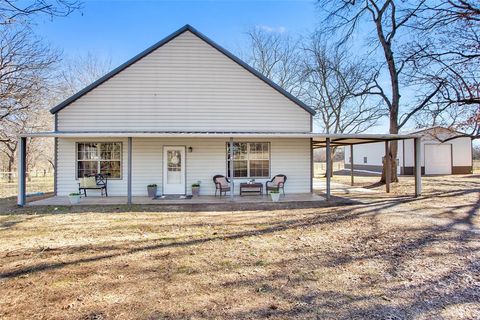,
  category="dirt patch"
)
[0,176,479,319]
